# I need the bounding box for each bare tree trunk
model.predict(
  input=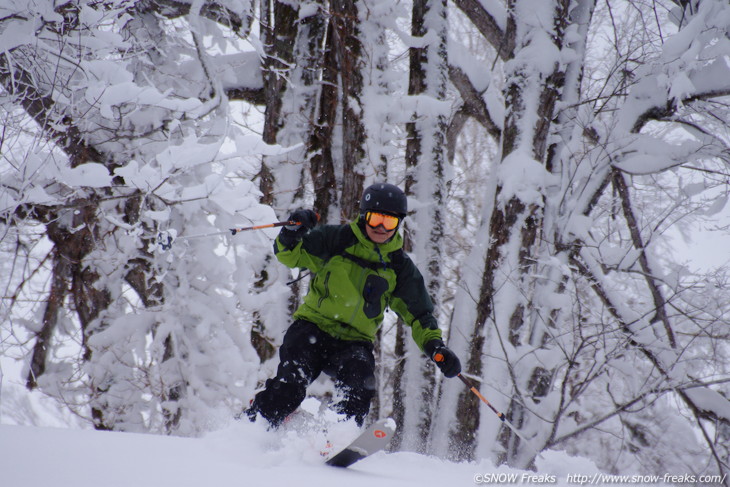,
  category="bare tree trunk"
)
[392,0,448,454]
[331,0,366,220]
[307,9,339,223]
[45,200,116,430]
[495,0,570,465]
[253,0,306,355]
[260,0,298,148]
[26,247,70,390]
[452,0,571,466]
